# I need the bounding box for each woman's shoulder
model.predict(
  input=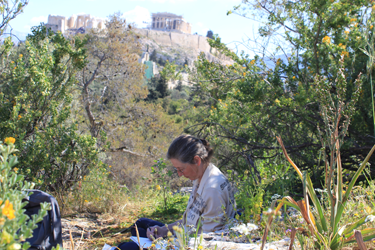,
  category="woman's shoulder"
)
[204,164,230,190]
